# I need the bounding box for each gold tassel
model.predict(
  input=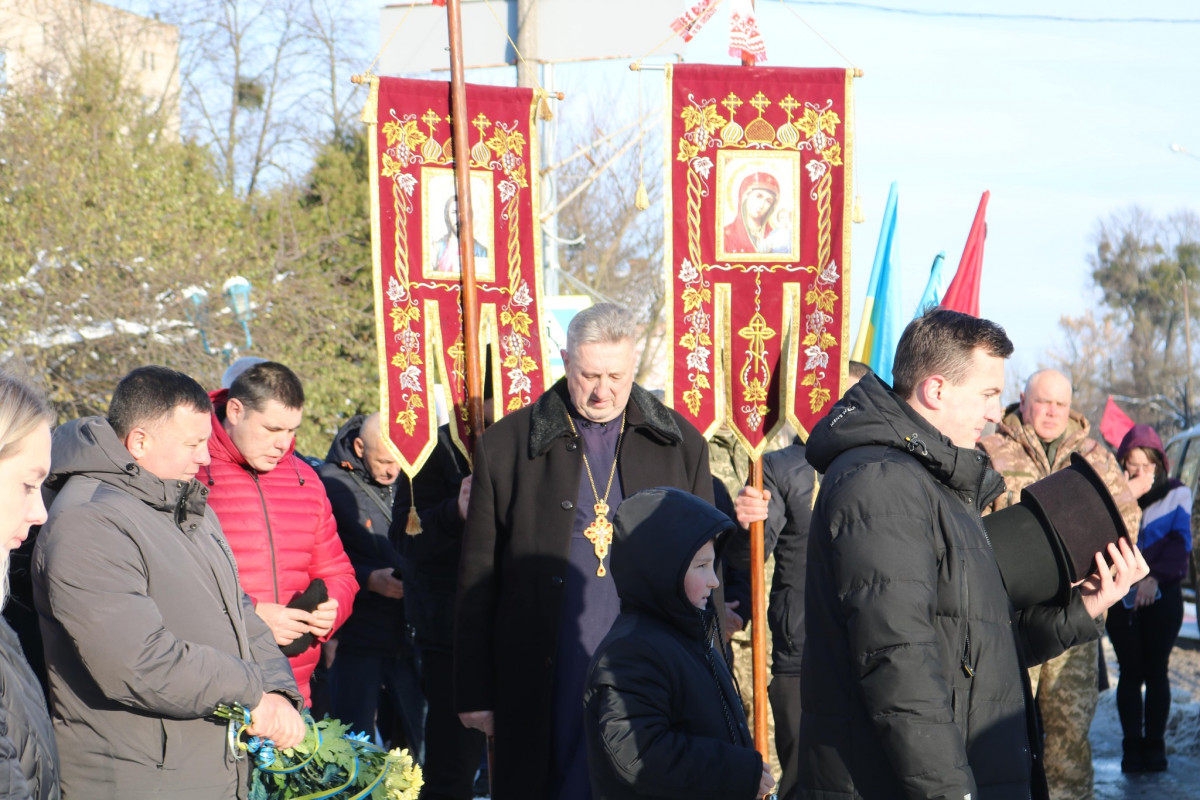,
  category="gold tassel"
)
[537,92,553,121]
[359,75,379,125]
[632,67,648,213]
[404,474,422,535]
[406,504,423,536]
[852,194,864,224]
[634,180,649,211]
